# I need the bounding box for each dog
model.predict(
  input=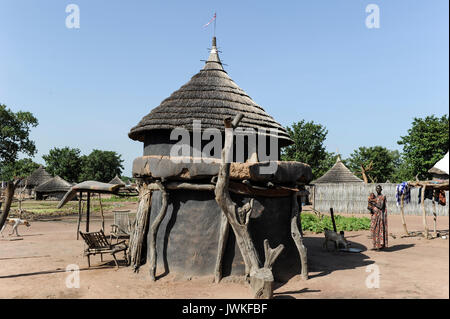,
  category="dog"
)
[323,228,349,251]
[0,218,31,237]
